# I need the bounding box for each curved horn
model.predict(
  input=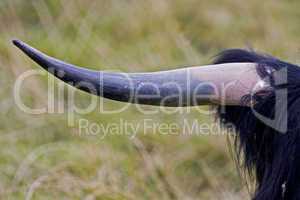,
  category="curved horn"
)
[13,39,268,107]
